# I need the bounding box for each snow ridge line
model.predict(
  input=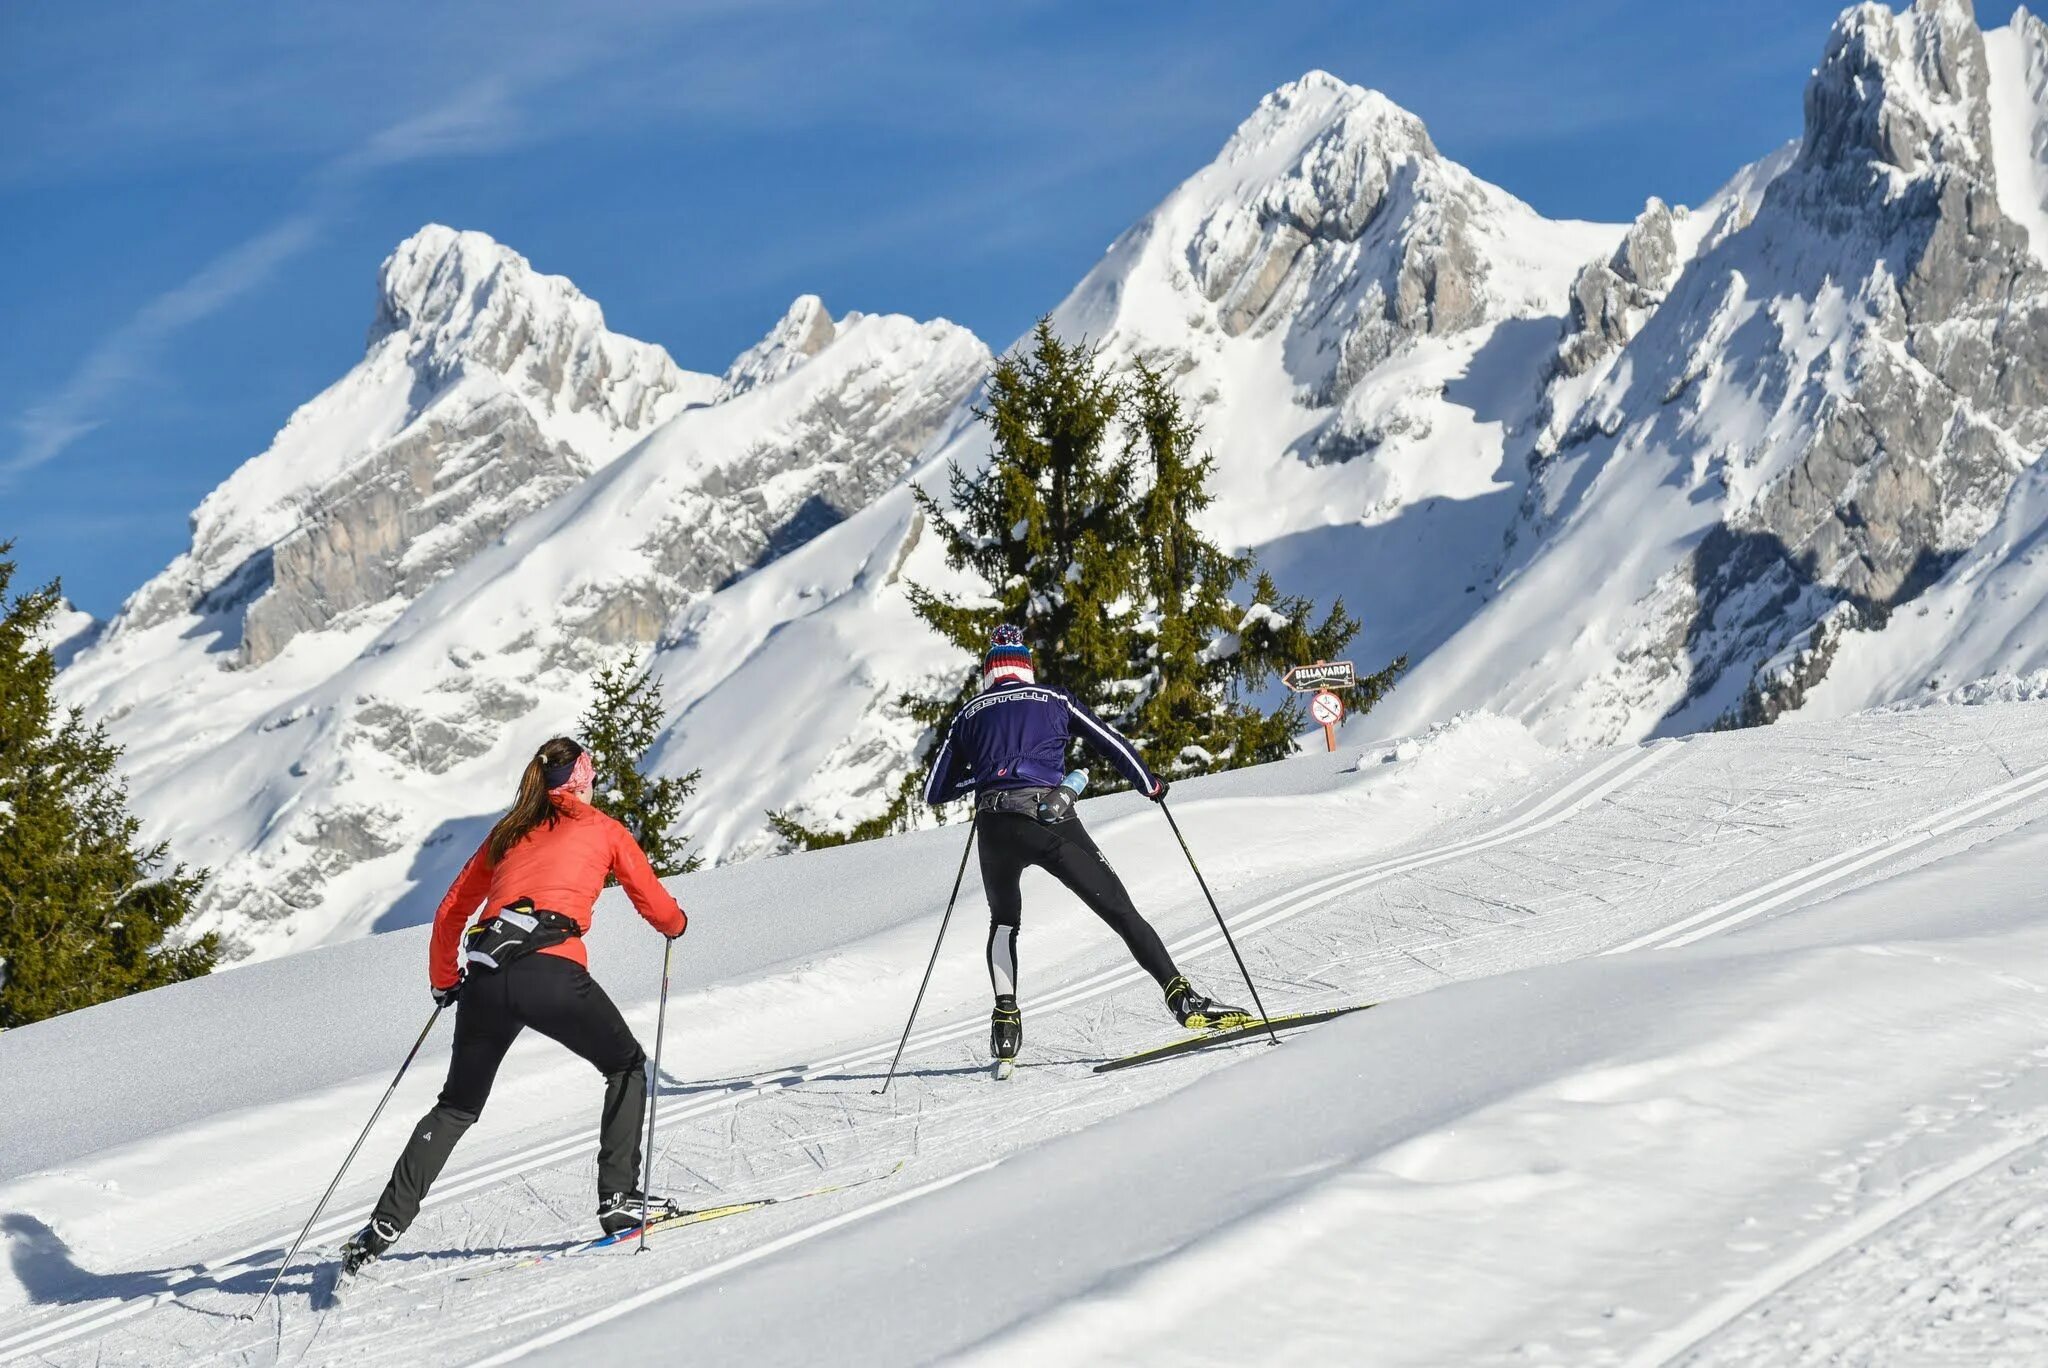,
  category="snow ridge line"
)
[0,743,1661,1364]
[1623,1126,2048,1368]
[464,1159,1003,1367]
[987,742,1674,1026]
[1608,756,2048,955]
